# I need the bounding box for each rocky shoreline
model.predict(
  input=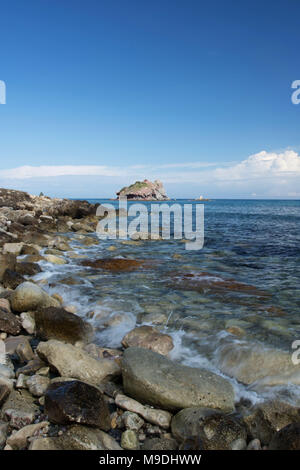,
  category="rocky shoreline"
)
[0,188,299,450]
